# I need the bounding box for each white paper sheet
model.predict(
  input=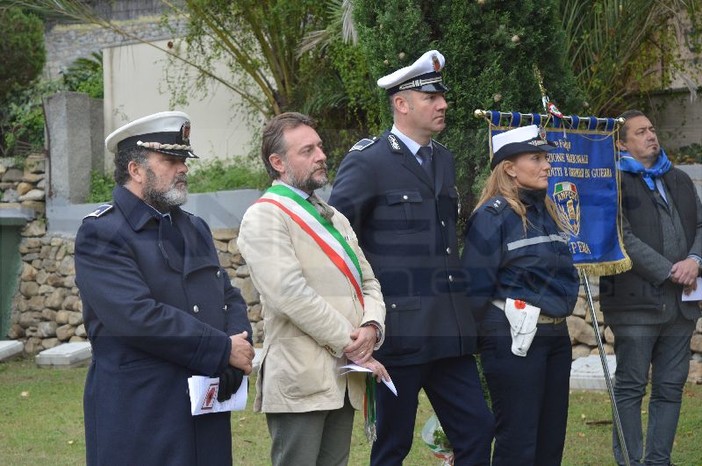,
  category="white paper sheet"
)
[682,277,702,302]
[187,375,248,416]
[340,363,398,396]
